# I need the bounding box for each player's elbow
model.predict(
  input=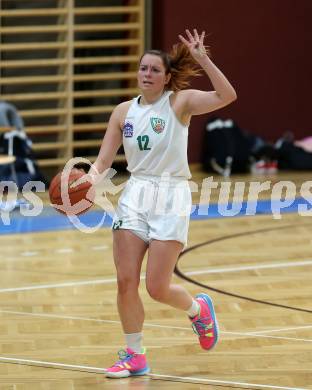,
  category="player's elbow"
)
[226,89,237,104]
[216,90,237,107]
[231,90,238,102]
